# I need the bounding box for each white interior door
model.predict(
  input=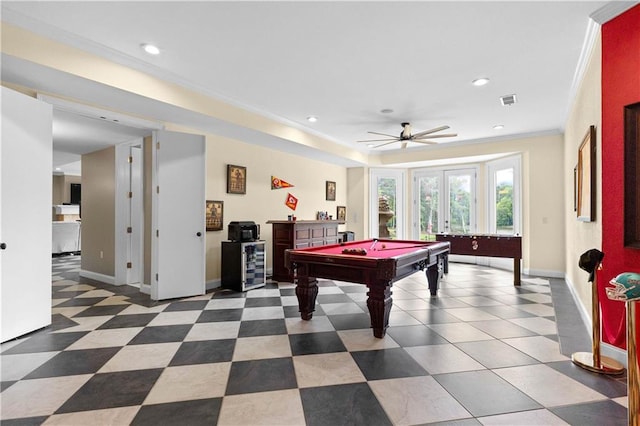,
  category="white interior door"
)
[128,145,143,284]
[151,130,206,300]
[1,87,52,342]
